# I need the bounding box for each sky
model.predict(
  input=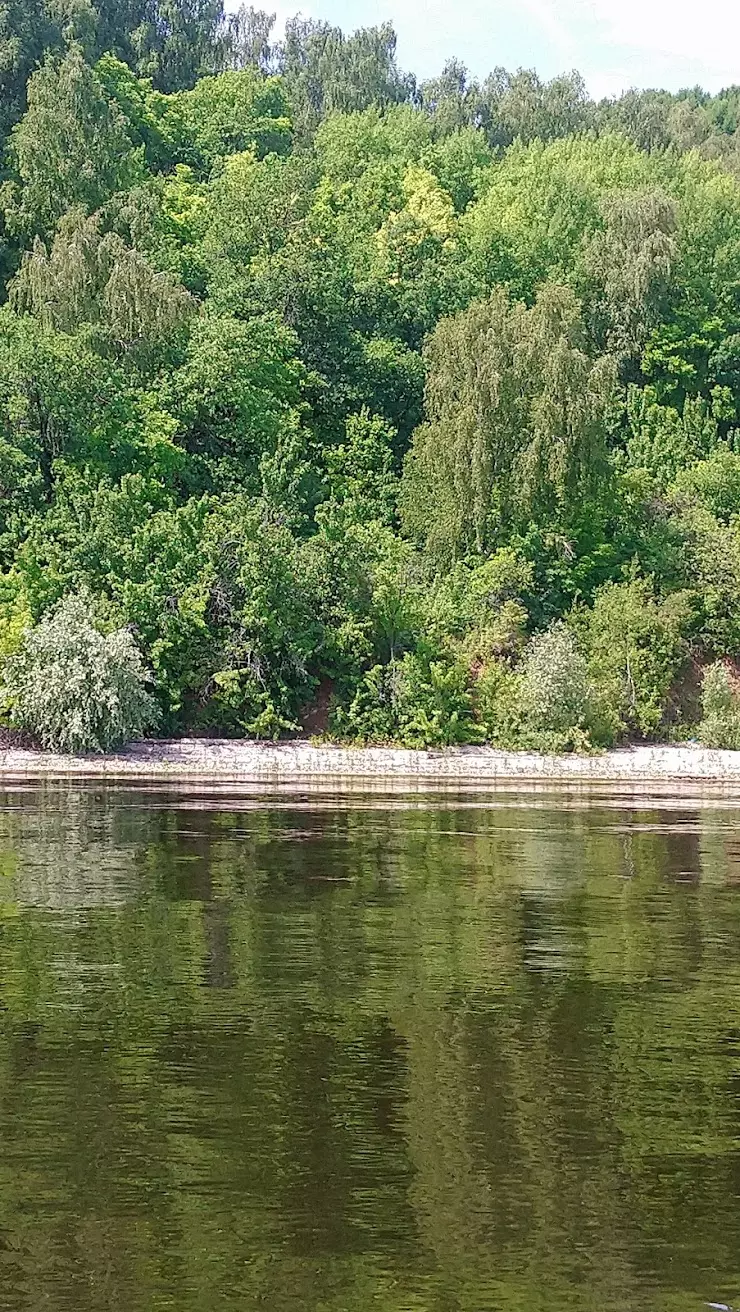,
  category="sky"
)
[241,0,740,99]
